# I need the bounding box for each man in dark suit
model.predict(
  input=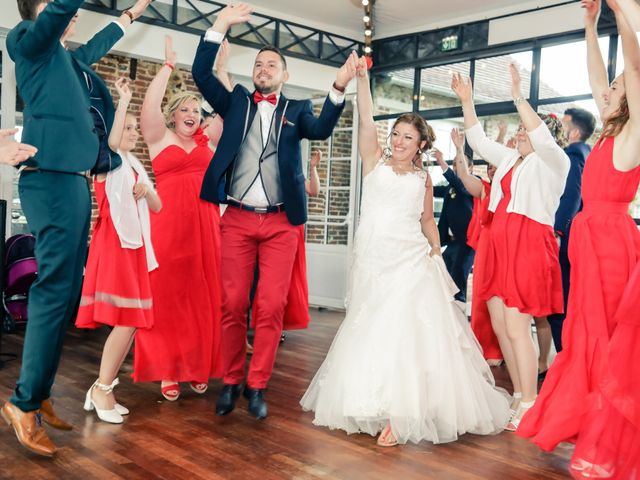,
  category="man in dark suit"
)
[547,107,595,353]
[192,3,356,420]
[1,0,149,457]
[433,150,475,303]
